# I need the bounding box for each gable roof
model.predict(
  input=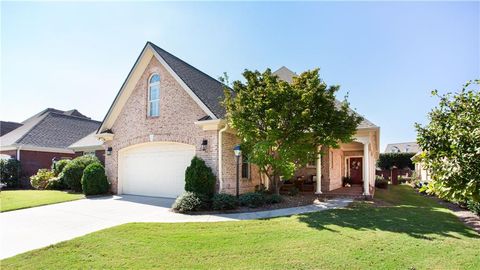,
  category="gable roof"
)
[98,42,229,133]
[68,131,103,150]
[273,67,378,129]
[385,142,419,153]
[149,43,226,118]
[273,66,297,83]
[0,109,100,150]
[0,121,23,137]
